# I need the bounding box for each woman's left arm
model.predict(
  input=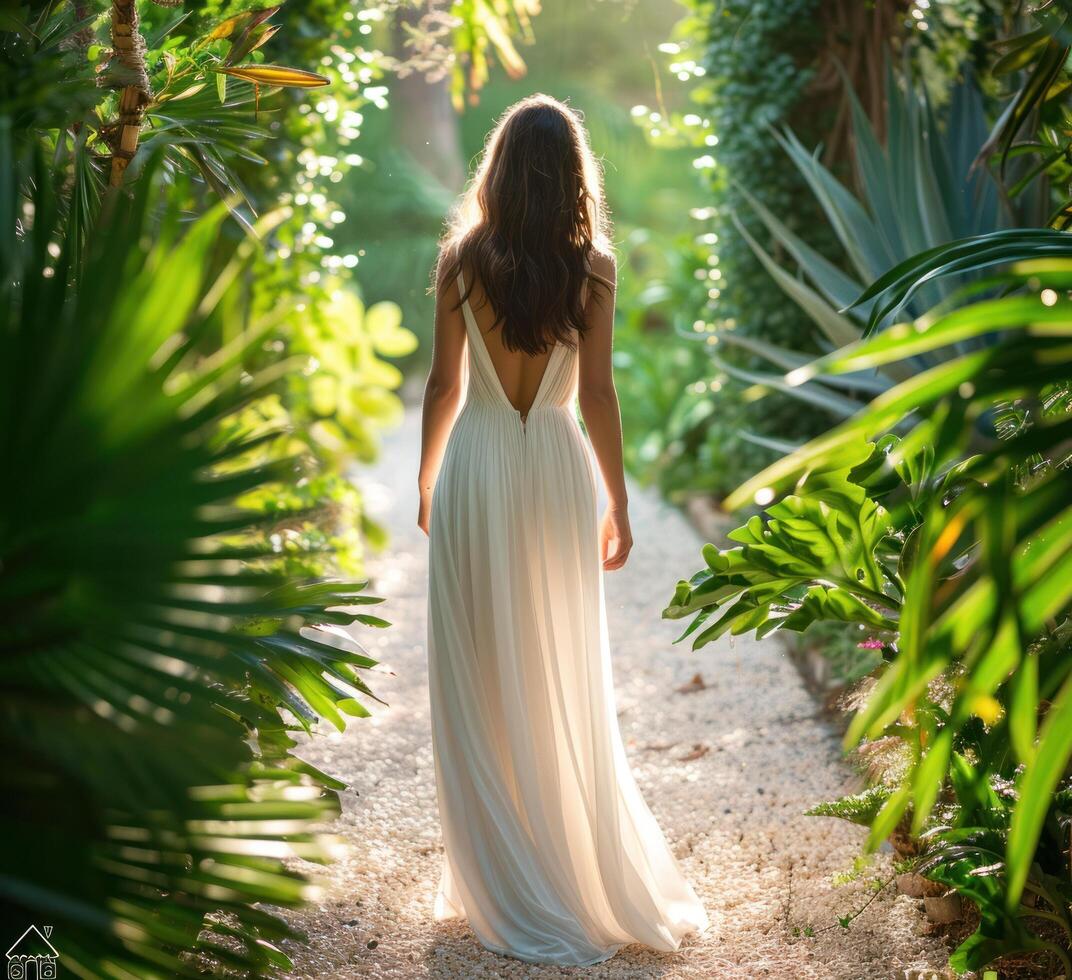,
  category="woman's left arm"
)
[417,251,467,534]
